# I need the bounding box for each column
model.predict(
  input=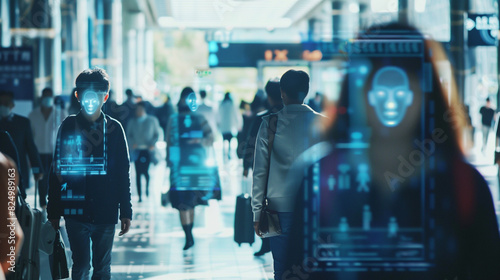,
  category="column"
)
[1,0,11,47]
[61,0,89,94]
[450,0,468,101]
[91,0,122,95]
